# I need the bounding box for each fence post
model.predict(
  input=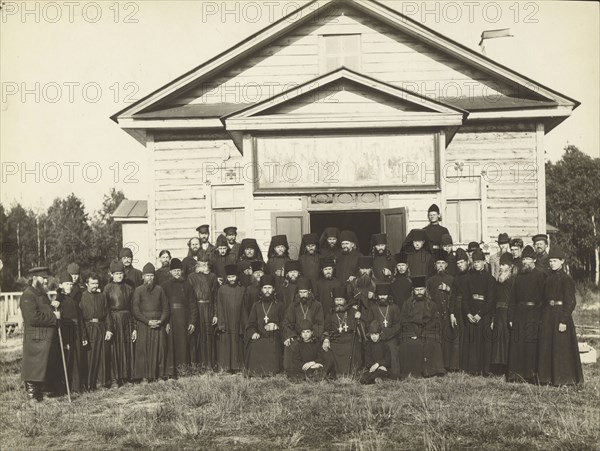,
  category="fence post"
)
[1,295,6,343]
